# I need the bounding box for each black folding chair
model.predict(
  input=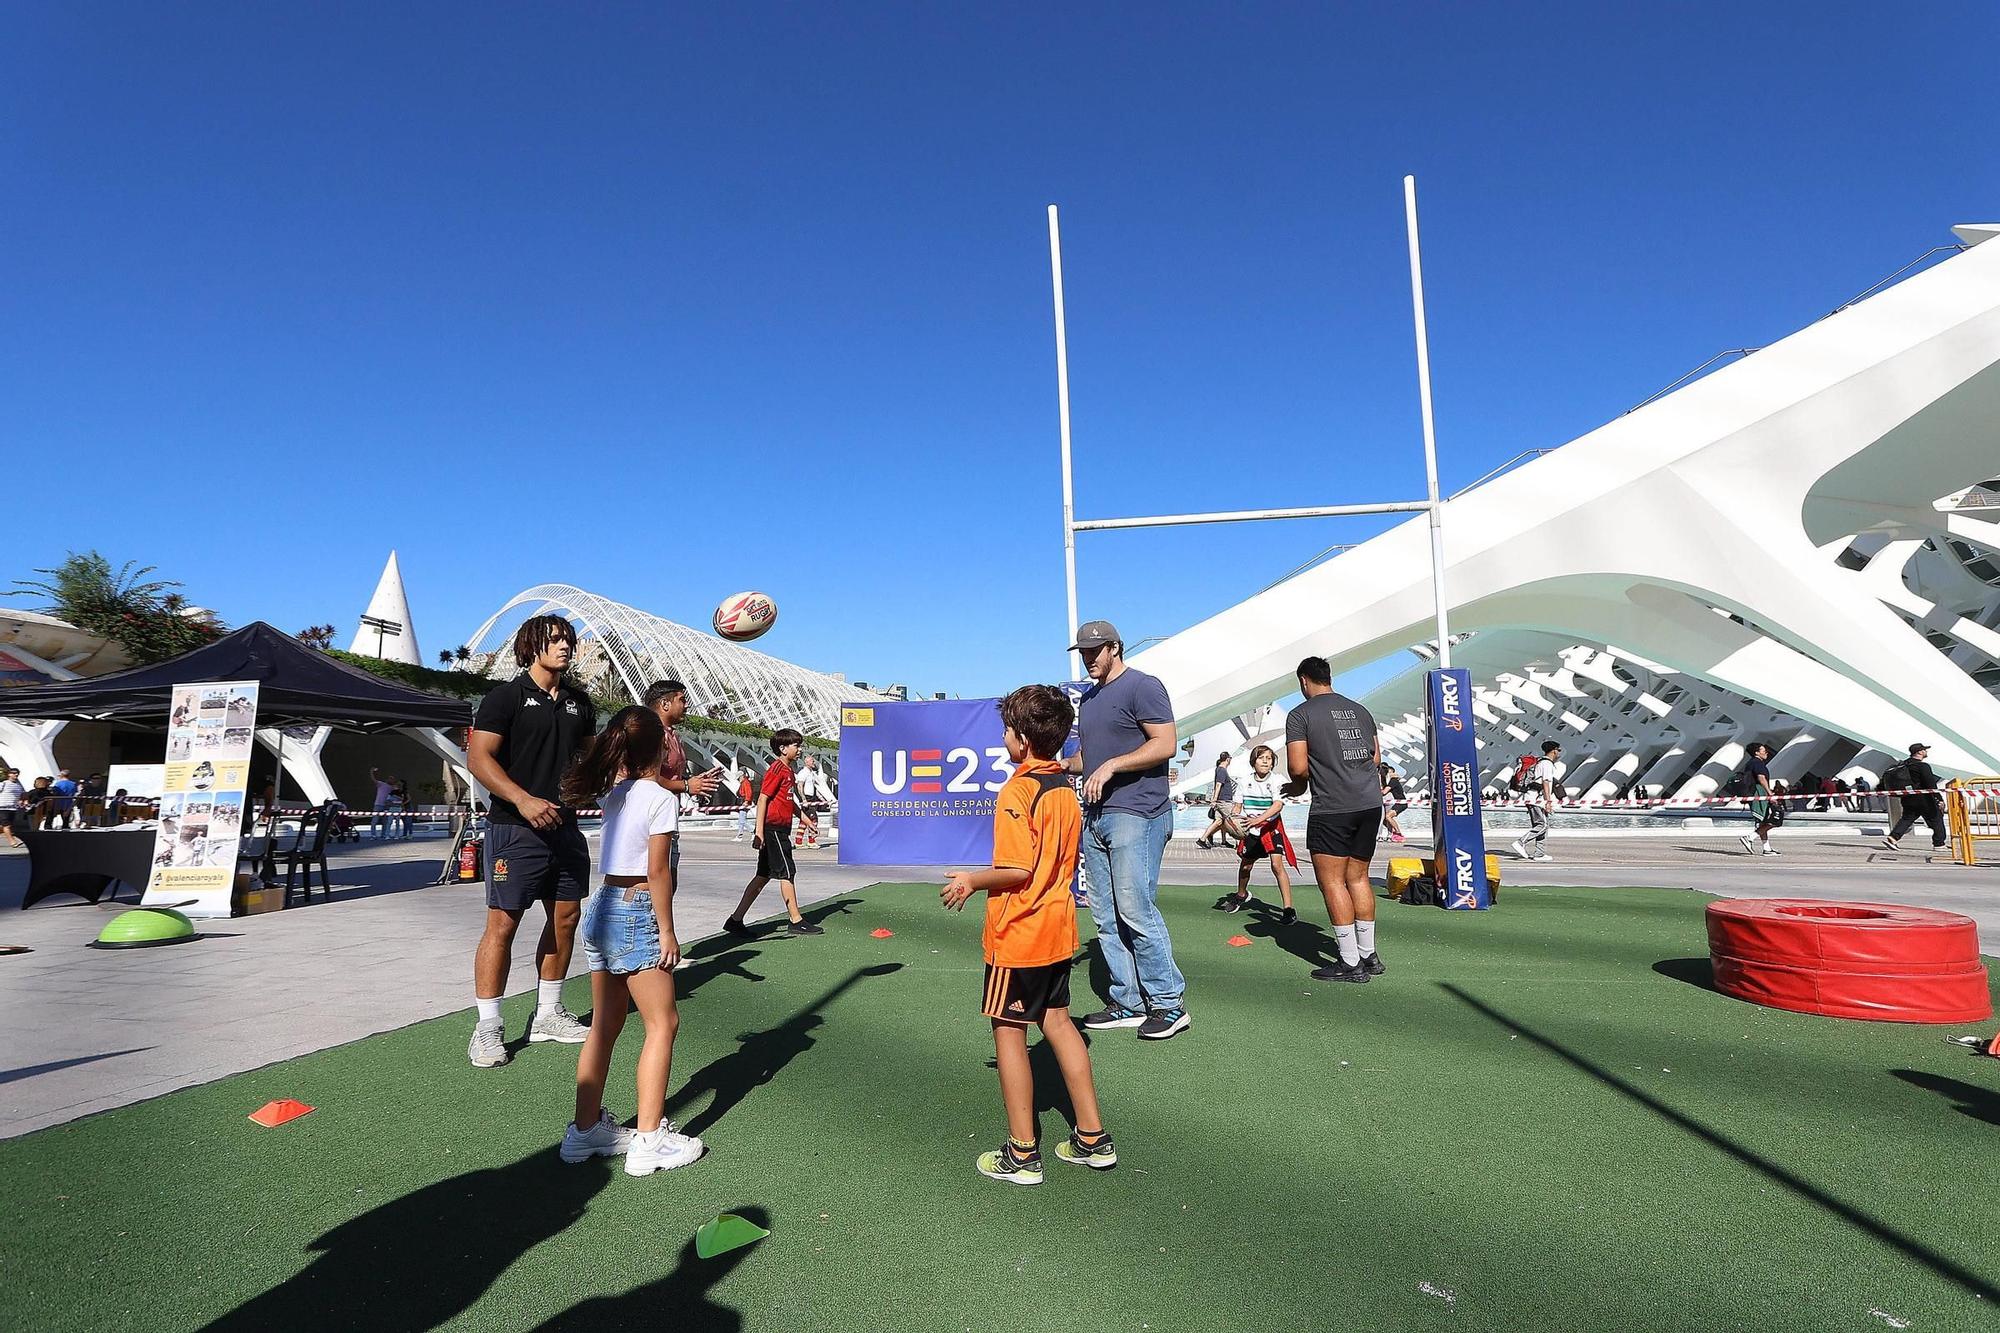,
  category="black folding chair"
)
[277,802,336,905]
